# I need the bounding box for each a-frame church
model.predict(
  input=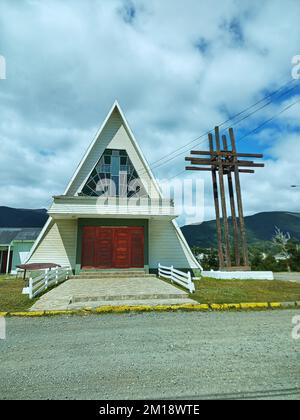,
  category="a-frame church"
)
[27,102,199,274]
